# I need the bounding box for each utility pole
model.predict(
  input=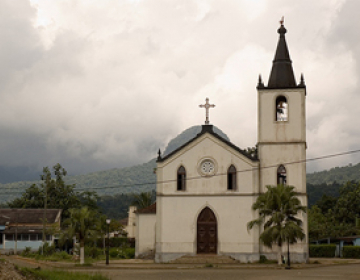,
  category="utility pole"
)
[14,210,18,255]
[41,167,51,254]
